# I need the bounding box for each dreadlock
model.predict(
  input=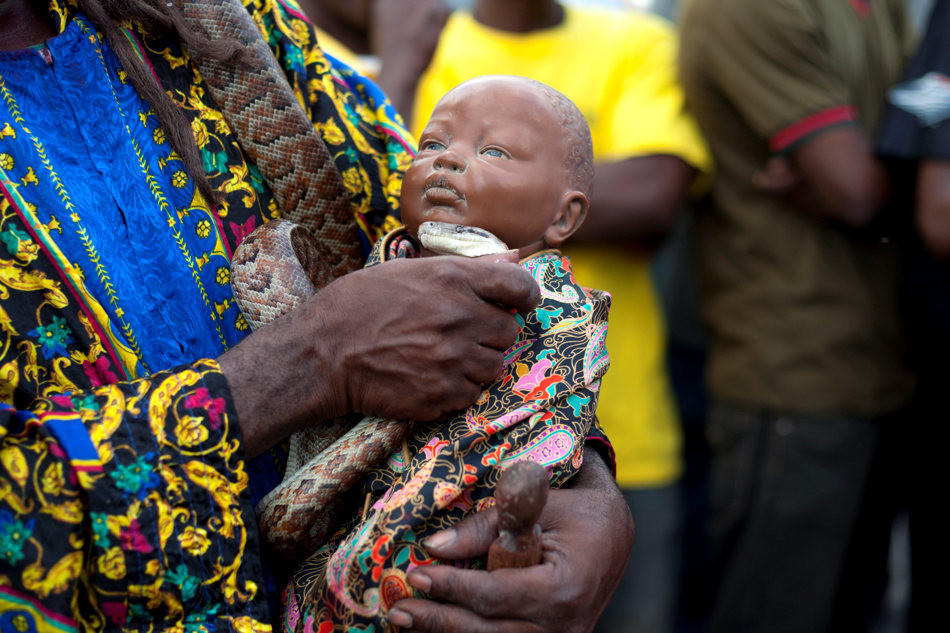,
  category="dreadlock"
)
[75,0,246,203]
